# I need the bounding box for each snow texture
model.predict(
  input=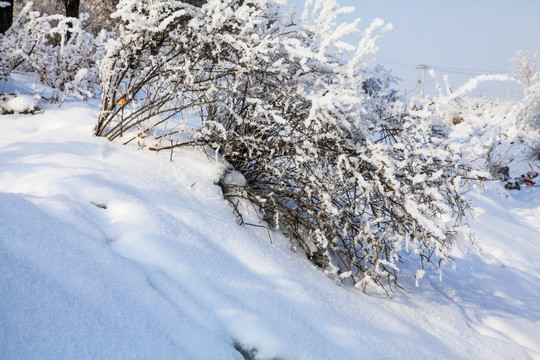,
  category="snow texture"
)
[1,89,539,358]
